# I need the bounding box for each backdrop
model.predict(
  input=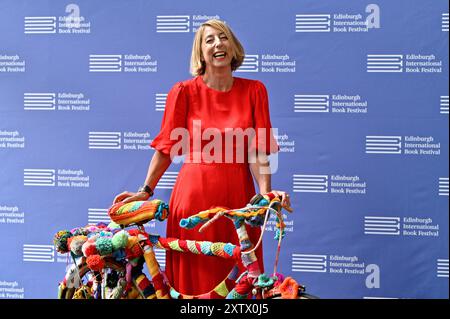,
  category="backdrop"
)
[0,0,448,299]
